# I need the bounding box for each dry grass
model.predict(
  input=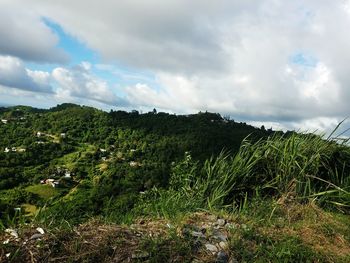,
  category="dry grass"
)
[1,204,349,262]
[261,202,350,260]
[0,218,191,262]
